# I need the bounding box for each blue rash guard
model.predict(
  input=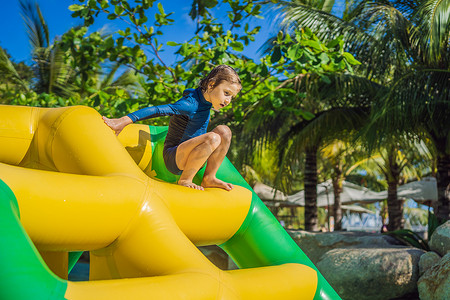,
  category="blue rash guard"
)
[127,88,212,175]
